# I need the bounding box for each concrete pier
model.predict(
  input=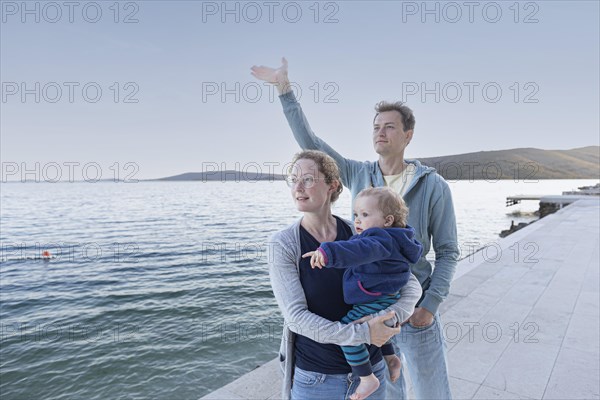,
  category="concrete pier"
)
[202,199,600,400]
